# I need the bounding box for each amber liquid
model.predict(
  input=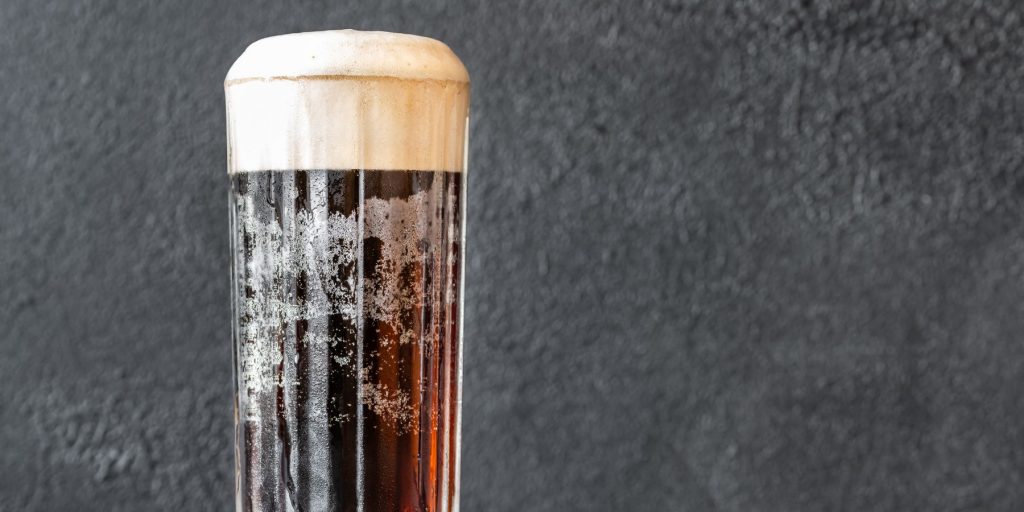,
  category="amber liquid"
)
[229,170,463,512]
